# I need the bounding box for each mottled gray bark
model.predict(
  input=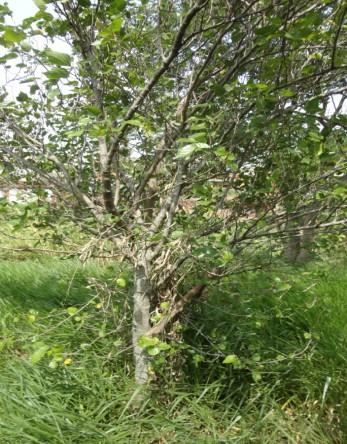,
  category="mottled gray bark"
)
[283,201,320,264]
[296,202,319,264]
[132,263,151,385]
[283,231,301,263]
[283,217,301,263]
